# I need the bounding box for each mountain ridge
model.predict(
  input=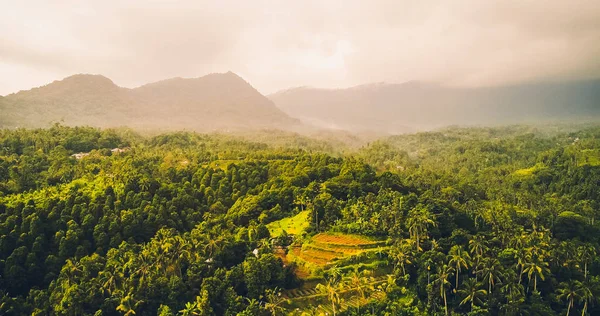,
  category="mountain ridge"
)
[269,79,600,133]
[0,72,299,131]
